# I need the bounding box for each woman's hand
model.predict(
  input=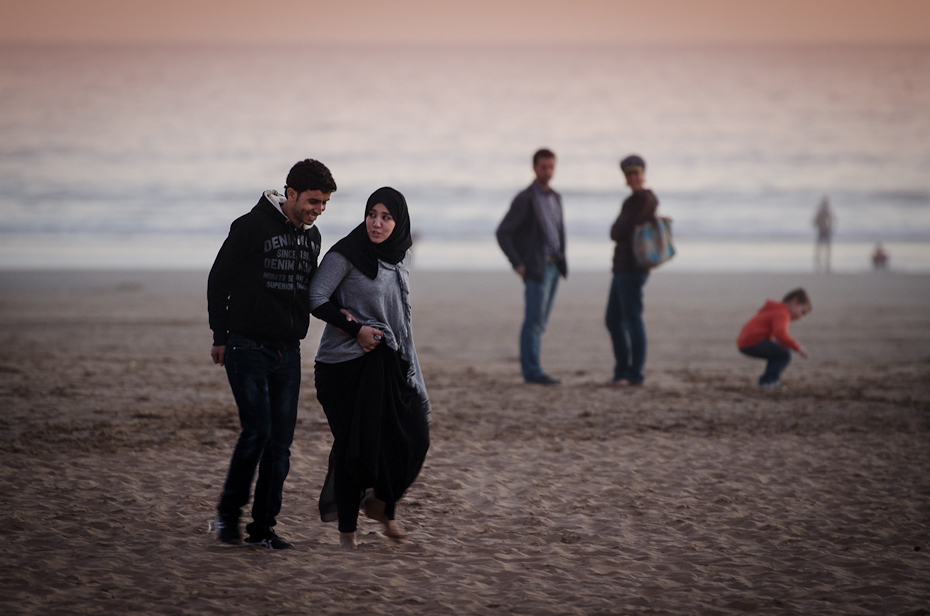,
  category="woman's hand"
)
[357,325,384,352]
